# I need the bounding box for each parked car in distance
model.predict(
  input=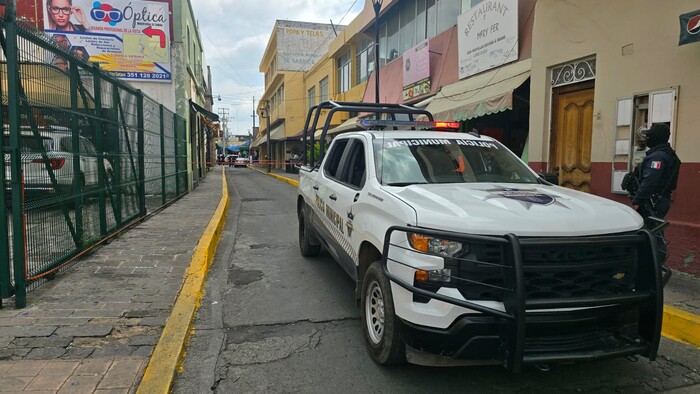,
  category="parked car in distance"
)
[3,126,113,200]
[224,154,237,166]
[234,156,248,167]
